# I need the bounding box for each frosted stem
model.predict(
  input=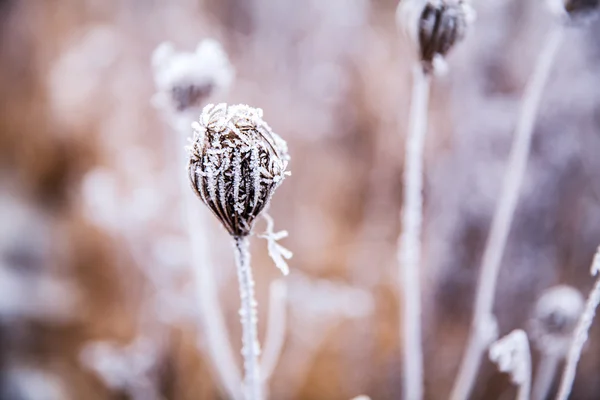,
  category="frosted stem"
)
[261,279,287,384]
[178,130,242,400]
[399,65,430,400]
[532,354,559,400]
[556,275,600,400]
[234,236,263,400]
[450,26,564,400]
